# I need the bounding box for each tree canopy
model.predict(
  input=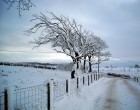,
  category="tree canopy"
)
[26,12,111,73]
